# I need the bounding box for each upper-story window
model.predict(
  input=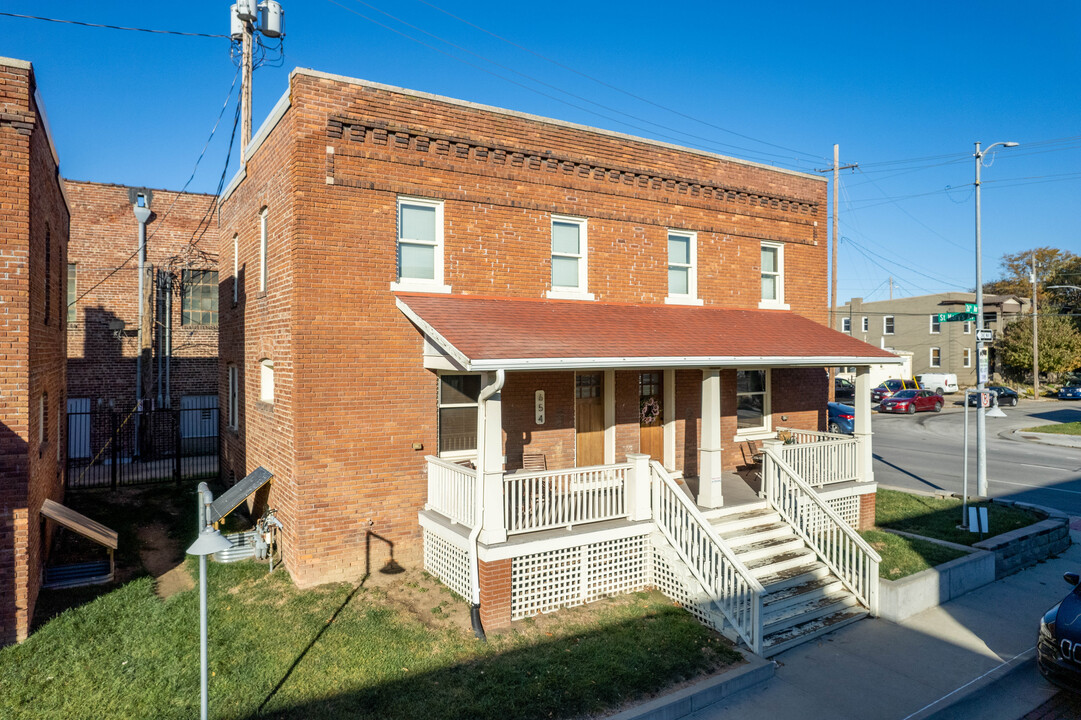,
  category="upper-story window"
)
[665,230,701,305]
[929,315,941,334]
[259,208,268,293]
[548,215,593,300]
[393,197,450,293]
[182,270,219,326]
[963,348,972,367]
[884,316,895,335]
[67,263,77,324]
[841,317,851,333]
[260,359,274,404]
[227,364,239,430]
[759,242,787,309]
[232,234,239,305]
[44,226,52,325]
[862,317,869,333]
